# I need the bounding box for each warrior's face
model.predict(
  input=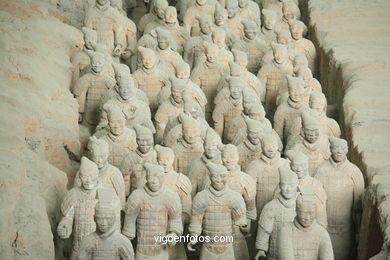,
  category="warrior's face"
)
[331,144,348,163]
[297,204,316,228]
[291,160,308,179]
[158,154,174,173]
[183,127,199,144]
[137,138,153,154]
[222,150,239,171]
[247,129,261,145]
[158,35,170,50]
[118,80,135,100]
[146,171,164,192]
[244,26,256,40]
[210,172,228,191]
[279,181,297,200]
[142,53,156,69]
[109,118,126,136]
[290,24,303,40]
[262,141,278,159]
[95,211,116,233]
[303,127,319,143]
[90,149,109,169]
[80,169,99,190]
